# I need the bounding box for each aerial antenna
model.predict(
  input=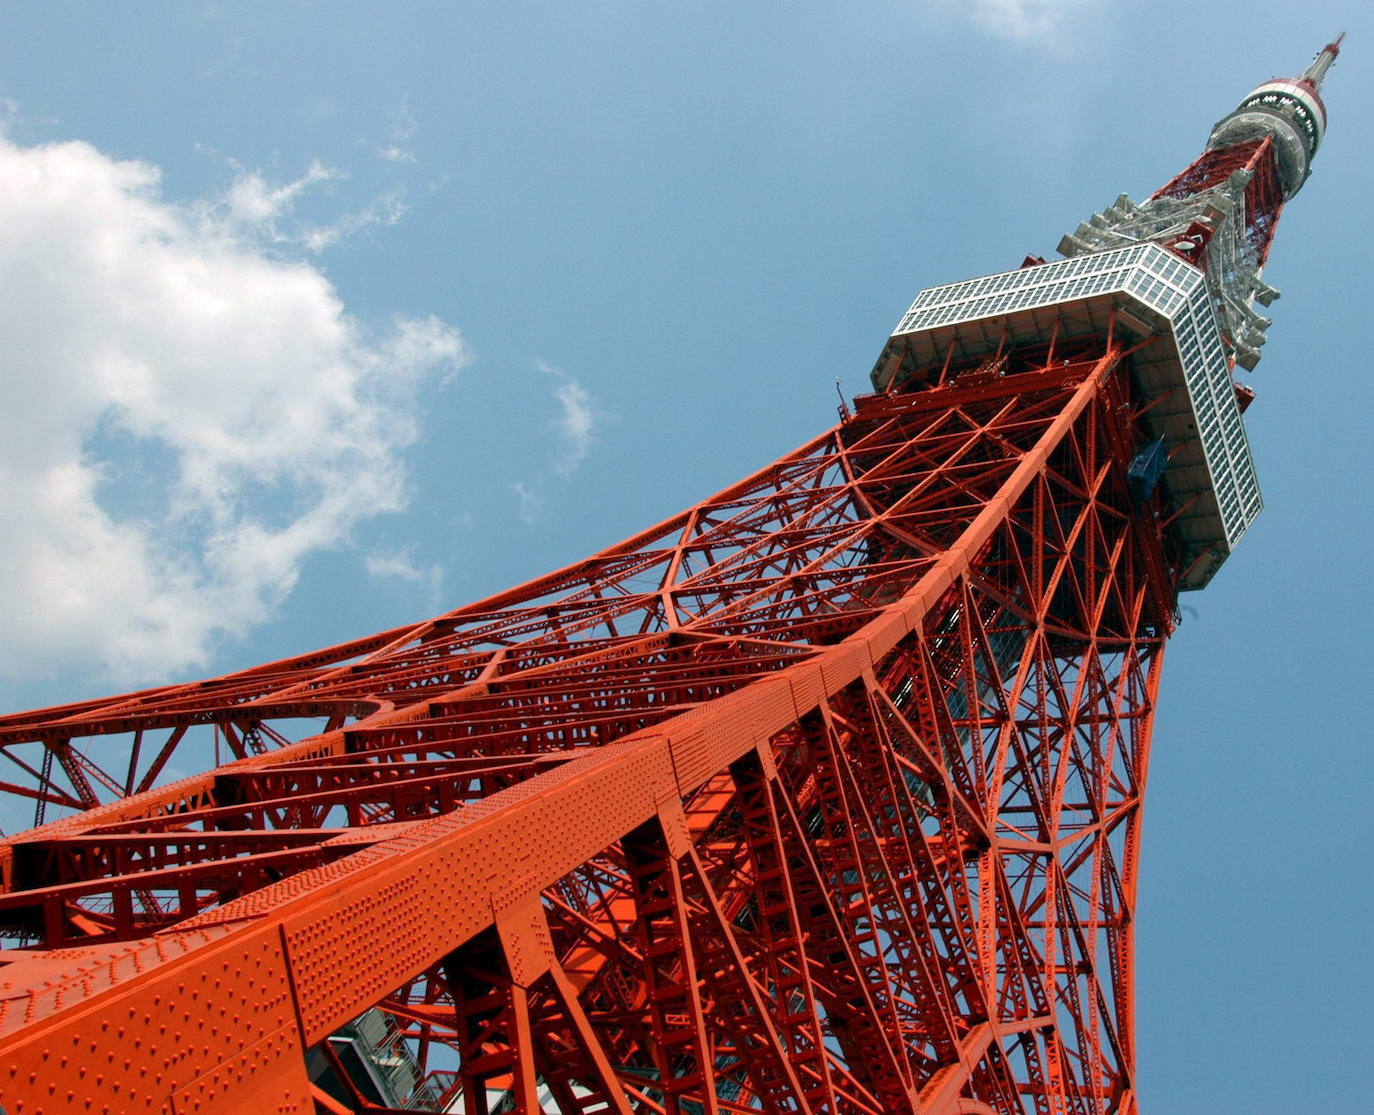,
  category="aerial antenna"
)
[834,377,852,421]
[1300,32,1344,90]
